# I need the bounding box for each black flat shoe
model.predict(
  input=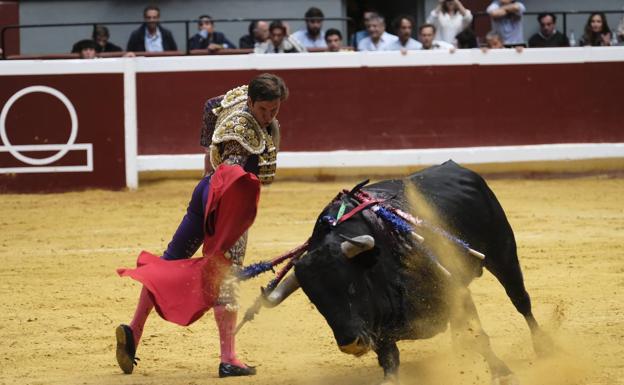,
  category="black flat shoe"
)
[218,362,257,377]
[115,324,139,374]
